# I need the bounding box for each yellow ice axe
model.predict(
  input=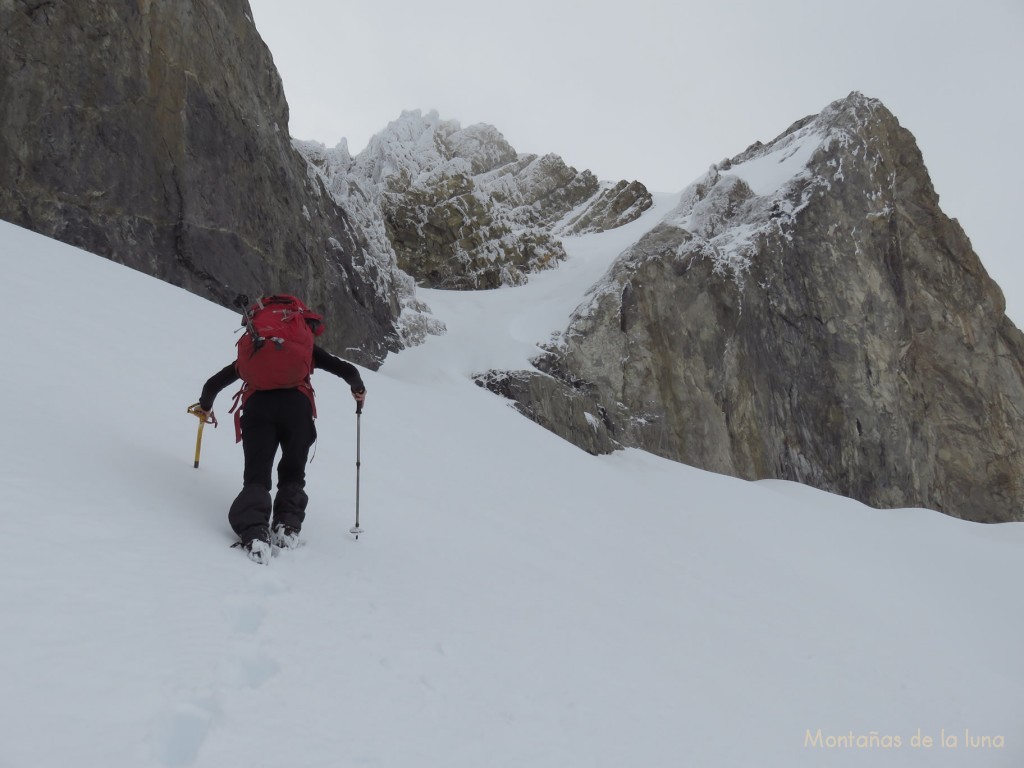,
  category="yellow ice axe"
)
[187,403,217,468]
